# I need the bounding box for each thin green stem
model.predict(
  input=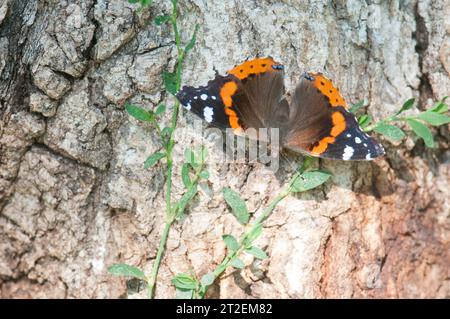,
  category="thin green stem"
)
[146,1,187,299]
[199,158,313,298]
[147,221,171,298]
